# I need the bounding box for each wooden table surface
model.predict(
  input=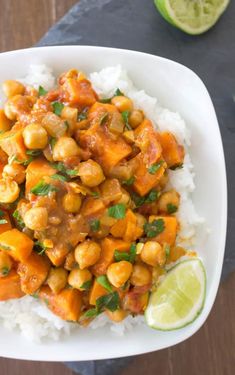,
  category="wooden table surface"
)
[0,1,234,374]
